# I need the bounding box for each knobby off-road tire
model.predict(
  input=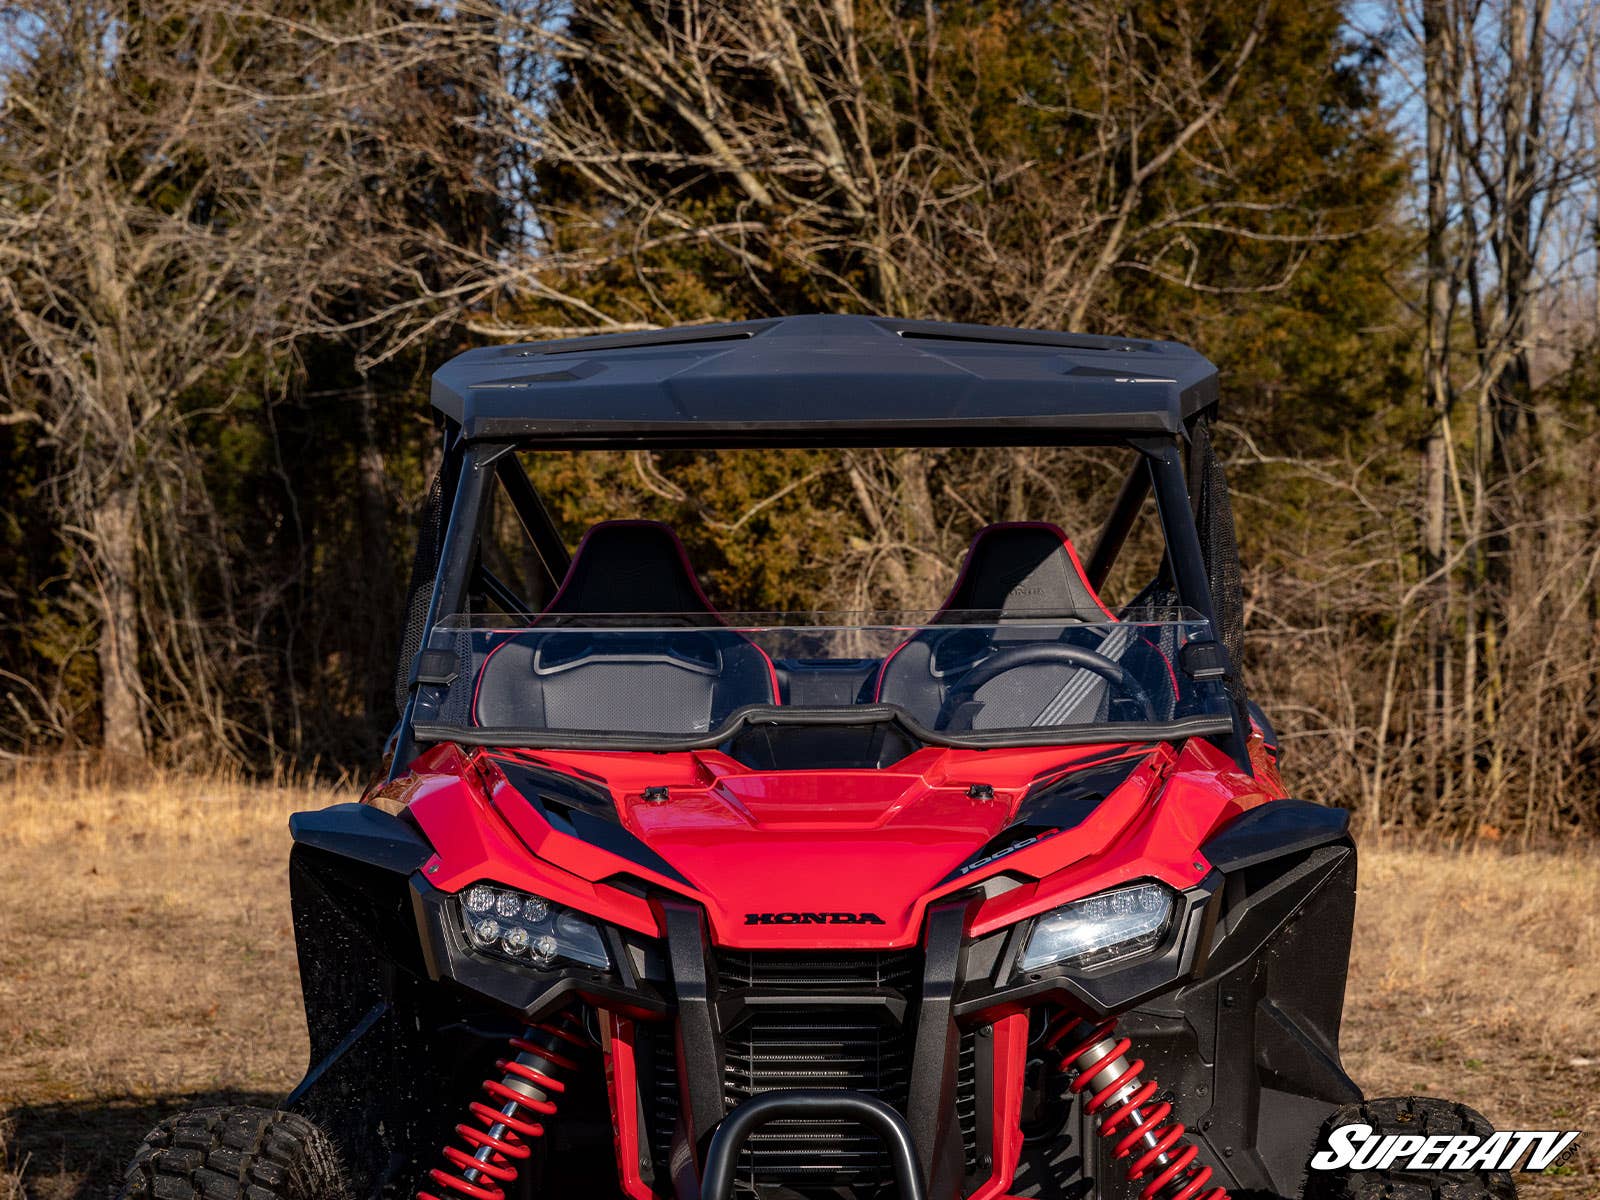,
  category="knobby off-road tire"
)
[119,1106,347,1200]
[1303,1096,1517,1200]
